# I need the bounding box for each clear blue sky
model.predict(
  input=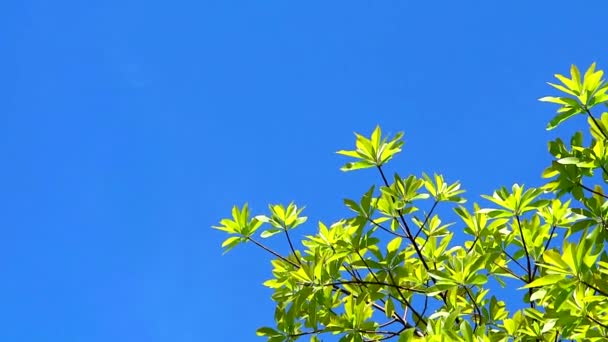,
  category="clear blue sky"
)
[3,1,607,341]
